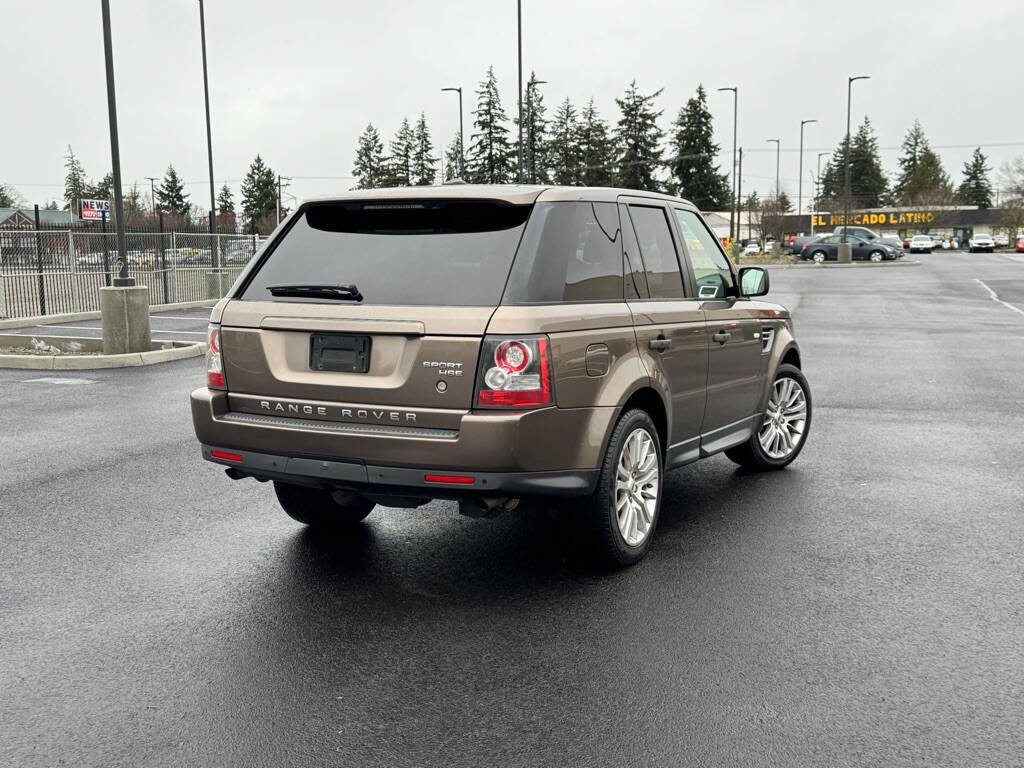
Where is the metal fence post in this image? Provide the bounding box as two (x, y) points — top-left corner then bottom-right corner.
(34, 205), (46, 316)
(159, 211), (168, 304)
(68, 229), (81, 313)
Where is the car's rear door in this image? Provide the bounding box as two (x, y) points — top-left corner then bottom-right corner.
(670, 206), (764, 453)
(619, 197), (707, 465)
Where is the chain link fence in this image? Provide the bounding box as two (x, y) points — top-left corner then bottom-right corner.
(0, 222), (264, 319)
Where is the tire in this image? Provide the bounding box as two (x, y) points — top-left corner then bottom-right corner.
(584, 409), (663, 567)
(811, 250), (826, 263)
(869, 250), (884, 263)
(273, 481), (375, 528)
(726, 363), (812, 471)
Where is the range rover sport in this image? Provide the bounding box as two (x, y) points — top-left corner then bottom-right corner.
(192, 185), (812, 565)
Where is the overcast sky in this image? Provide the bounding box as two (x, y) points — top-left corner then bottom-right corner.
(5, 0), (1023, 213)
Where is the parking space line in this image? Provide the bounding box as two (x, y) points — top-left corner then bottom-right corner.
(974, 278), (1024, 318)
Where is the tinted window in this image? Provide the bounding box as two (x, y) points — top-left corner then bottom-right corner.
(503, 202), (623, 303)
(627, 205), (684, 299)
(240, 201), (530, 306)
(619, 203), (649, 300)
(673, 208), (734, 299)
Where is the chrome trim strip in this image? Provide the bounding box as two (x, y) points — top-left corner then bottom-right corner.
(220, 411), (458, 439)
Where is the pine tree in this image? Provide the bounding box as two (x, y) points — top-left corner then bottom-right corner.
(384, 117), (415, 187)
(352, 123), (386, 189)
(958, 147), (993, 208)
(668, 84), (731, 209)
(613, 80), (665, 192)
(548, 98), (580, 185)
(63, 145), (88, 212)
(902, 147), (952, 205)
(817, 138), (848, 206)
(156, 165), (191, 217)
(410, 113), (437, 186)
(44, 200), (59, 210)
(239, 155), (277, 231)
(519, 72), (550, 183)
(123, 183), (144, 222)
(577, 99), (615, 187)
(216, 184), (235, 215)
(848, 118), (888, 208)
(89, 172), (113, 201)
(443, 132), (463, 182)
(466, 66), (516, 184)
(892, 121), (929, 202)
(777, 189), (793, 213)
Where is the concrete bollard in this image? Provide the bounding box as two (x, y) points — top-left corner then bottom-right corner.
(99, 285), (152, 354)
(837, 243), (852, 263)
(205, 270), (226, 300)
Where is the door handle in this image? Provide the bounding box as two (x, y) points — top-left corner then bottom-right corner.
(649, 337), (672, 351)
(713, 331), (731, 344)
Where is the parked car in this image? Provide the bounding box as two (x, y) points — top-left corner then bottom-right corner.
(192, 187), (811, 566)
(1017, 238), (1024, 253)
(790, 234), (824, 254)
(800, 234), (899, 262)
(930, 234), (944, 248)
(764, 239), (776, 253)
(968, 234), (995, 253)
(908, 235), (934, 254)
(879, 236), (904, 258)
(832, 225), (880, 241)
(742, 241), (761, 256)
(993, 234), (1009, 248)
(902, 237), (911, 249)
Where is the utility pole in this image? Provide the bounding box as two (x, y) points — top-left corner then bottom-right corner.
(798, 119), (817, 217)
(717, 87), (738, 243)
(198, 0), (218, 268)
(516, 0), (523, 183)
(100, 0), (130, 286)
(843, 75), (870, 244)
(766, 139), (780, 204)
(736, 147), (743, 246)
(276, 175), (291, 225)
(441, 86), (464, 178)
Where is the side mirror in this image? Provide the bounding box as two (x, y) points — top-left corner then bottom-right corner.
(739, 266), (769, 297)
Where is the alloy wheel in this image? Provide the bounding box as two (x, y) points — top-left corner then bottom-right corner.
(614, 428), (659, 546)
(870, 251), (883, 262)
(758, 377), (808, 460)
(813, 251), (825, 263)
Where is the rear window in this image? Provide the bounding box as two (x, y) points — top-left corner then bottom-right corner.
(239, 200), (530, 306)
(502, 202), (623, 304)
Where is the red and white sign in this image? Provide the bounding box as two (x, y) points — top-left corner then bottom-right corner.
(80, 199), (111, 221)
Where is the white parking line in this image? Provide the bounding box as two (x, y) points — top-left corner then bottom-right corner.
(149, 314), (212, 321)
(974, 278), (1024, 318)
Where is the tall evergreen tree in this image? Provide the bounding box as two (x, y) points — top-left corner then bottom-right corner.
(88, 172), (113, 201)
(443, 132), (463, 182)
(216, 184), (235, 215)
(613, 80), (665, 192)
(466, 66), (516, 184)
(548, 98), (580, 185)
(668, 84), (731, 209)
(519, 72), (550, 184)
(817, 137), (849, 206)
(900, 147), (952, 205)
(156, 164), (191, 217)
(410, 113), (437, 186)
(577, 99), (615, 187)
(958, 147), (993, 208)
(892, 120), (929, 202)
(352, 123), (386, 189)
(63, 145), (88, 212)
(849, 118), (888, 207)
(777, 189), (793, 213)
(384, 117), (415, 187)
(239, 155), (277, 230)
(123, 183), (144, 222)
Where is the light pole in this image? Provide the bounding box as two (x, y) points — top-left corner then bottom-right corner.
(145, 176), (158, 214)
(717, 87), (738, 242)
(798, 119), (817, 217)
(843, 75), (870, 243)
(198, 0), (218, 268)
(441, 87), (464, 178)
(525, 79), (547, 183)
(516, 0), (523, 183)
(100, 0), (129, 286)
(766, 139), (780, 205)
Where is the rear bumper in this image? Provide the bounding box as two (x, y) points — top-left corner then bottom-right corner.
(191, 387), (612, 495)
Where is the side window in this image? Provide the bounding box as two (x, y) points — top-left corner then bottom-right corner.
(502, 202), (623, 303)
(619, 202), (648, 299)
(673, 209), (734, 300)
(627, 205), (684, 299)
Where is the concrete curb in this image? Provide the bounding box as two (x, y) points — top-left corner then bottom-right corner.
(0, 299), (217, 330)
(757, 259), (922, 270)
(0, 342), (207, 370)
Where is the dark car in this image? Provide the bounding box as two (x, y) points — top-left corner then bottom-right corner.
(879, 236), (904, 258)
(789, 234), (823, 254)
(800, 234), (898, 262)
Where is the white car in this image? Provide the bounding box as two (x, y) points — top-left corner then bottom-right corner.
(908, 235), (933, 254)
(993, 234), (1009, 248)
(969, 234), (994, 253)
(930, 234), (944, 248)
(764, 240), (776, 252)
(743, 241), (761, 255)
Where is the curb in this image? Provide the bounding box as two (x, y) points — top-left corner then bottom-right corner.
(0, 299), (217, 330)
(757, 259), (921, 270)
(0, 342), (207, 370)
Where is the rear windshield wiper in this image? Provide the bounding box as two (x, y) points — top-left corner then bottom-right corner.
(266, 283), (363, 302)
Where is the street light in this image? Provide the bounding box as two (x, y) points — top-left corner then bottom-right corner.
(441, 87), (464, 179)
(516, 0), (523, 183)
(717, 87), (738, 242)
(766, 139), (780, 205)
(843, 75), (870, 244)
(198, 0), (218, 267)
(100, 0), (130, 286)
(145, 176), (158, 215)
(525, 79), (547, 183)
(798, 119), (818, 216)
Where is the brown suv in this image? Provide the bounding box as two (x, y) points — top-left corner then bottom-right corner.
(192, 185), (811, 565)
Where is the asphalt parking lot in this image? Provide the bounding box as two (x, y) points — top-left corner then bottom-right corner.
(2, 306), (212, 344)
(2, 252), (1022, 767)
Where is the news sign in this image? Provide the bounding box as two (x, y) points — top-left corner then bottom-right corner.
(81, 198), (111, 221)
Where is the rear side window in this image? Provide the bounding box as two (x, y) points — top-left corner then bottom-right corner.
(673, 208), (734, 299)
(502, 202), (623, 304)
(626, 205), (684, 299)
(239, 200), (530, 306)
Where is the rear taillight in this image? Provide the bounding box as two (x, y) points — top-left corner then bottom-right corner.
(206, 324), (226, 390)
(475, 335), (552, 408)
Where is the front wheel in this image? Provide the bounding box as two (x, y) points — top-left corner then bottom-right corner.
(274, 482), (375, 528)
(726, 364), (812, 471)
(584, 409), (663, 567)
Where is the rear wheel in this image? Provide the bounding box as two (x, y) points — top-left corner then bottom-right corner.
(273, 482), (375, 528)
(869, 250), (884, 262)
(584, 409), (663, 567)
(726, 364), (811, 471)
(811, 250), (826, 263)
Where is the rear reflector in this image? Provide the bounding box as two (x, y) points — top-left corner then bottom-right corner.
(424, 474), (476, 485)
(211, 450), (243, 463)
